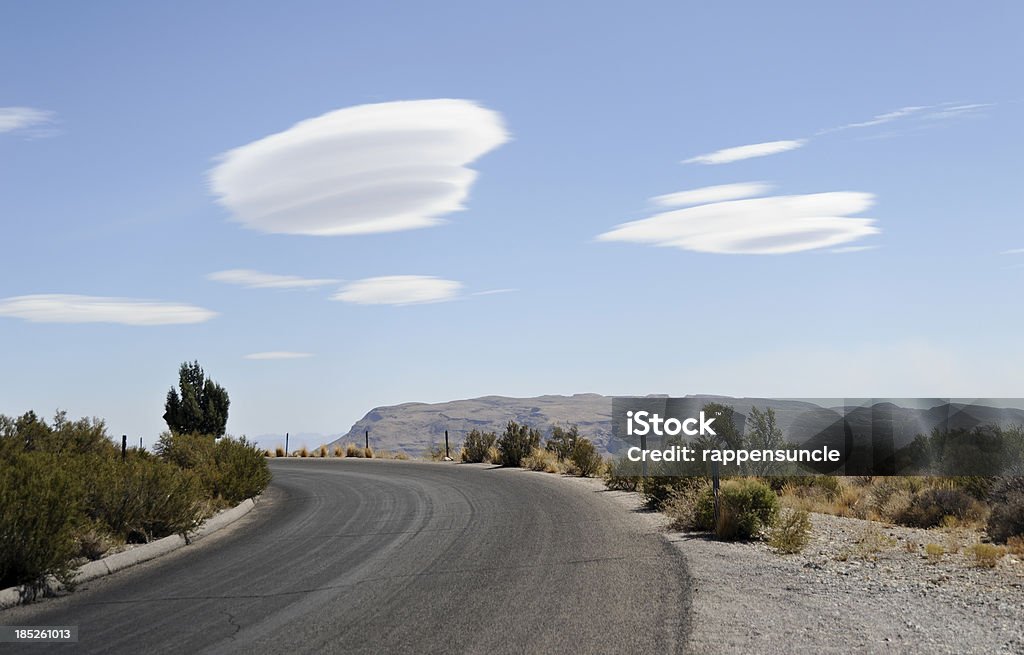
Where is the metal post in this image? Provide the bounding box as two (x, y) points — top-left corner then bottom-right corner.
(445, 430), (450, 460)
(365, 430), (369, 450)
(285, 432), (289, 456)
(121, 435), (127, 462)
(139, 436), (143, 450)
(712, 460), (721, 527)
(640, 431), (648, 477)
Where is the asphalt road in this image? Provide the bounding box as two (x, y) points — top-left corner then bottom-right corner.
(1, 459), (691, 654)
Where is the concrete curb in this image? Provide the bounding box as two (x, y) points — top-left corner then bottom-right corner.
(0, 496), (258, 611)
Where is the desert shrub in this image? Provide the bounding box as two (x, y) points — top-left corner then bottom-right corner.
(522, 447), (562, 473)
(497, 421), (541, 467)
(331, 445), (343, 457)
(769, 508), (812, 554)
(969, 543), (1005, 568)
(316, 445), (328, 458)
(662, 479), (710, 530)
(641, 476), (708, 510)
(345, 443), (362, 457)
(924, 543), (945, 561)
(276, 446), (287, 457)
(394, 451), (410, 460)
(462, 429), (498, 463)
(425, 443), (450, 461)
(767, 475), (841, 499)
(569, 438), (603, 477)
(545, 425), (579, 461)
(264, 449), (274, 457)
(604, 457), (642, 491)
(694, 479), (779, 540)
(211, 438), (272, 503)
(156, 433), (269, 504)
(298, 446), (309, 458)
(896, 487), (983, 529)
(83, 455), (204, 542)
(363, 446), (374, 458)
(1006, 535), (1024, 556)
(986, 477), (1024, 543)
(0, 452), (82, 590)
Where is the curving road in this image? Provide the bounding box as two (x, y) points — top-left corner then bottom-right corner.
(1, 459), (691, 654)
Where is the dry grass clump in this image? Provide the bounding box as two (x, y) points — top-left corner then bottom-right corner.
(394, 451), (410, 460)
(264, 449), (275, 457)
(521, 448), (563, 473)
(297, 446), (310, 458)
(769, 508), (812, 554)
(275, 446), (286, 458)
(779, 477), (867, 519)
(853, 527), (897, 559)
(968, 542), (1006, 568)
(332, 445), (344, 457)
(924, 543), (945, 561)
(1006, 535), (1024, 557)
(363, 446), (374, 458)
(661, 480), (710, 531)
(316, 445), (328, 458)
(345, 443), (362, 457)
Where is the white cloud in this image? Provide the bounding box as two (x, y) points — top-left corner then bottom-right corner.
(332, 275), (462, 305)
(597, 192), (878, 255)
(682, 140), (805, 165)
(244, 351), (313, 360)
(830, 245), (878, 254)
(208, 99), (509, 236)
(0, 107), (55, 133)
(471, 288), (518, 296)
(207, 269), (338, 289)
(652, 182), (773, 207)
(0, 294), (216, 325)
(1000, 248), (1024, 255)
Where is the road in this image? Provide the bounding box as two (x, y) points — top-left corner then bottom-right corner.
(1, 459), (691, 654)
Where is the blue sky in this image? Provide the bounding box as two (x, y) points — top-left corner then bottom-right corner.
(2, 1), (1022, 443)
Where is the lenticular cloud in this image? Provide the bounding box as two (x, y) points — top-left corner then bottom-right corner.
(597, 190), (879, 255)
(209, 99), (510, 236)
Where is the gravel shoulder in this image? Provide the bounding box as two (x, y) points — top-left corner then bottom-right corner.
(559, 475), (1024, 655)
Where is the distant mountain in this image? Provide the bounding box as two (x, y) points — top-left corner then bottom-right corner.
(326, 394), (614, 455)
(325, 394), (1024, 458)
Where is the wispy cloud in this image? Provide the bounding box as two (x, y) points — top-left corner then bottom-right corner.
(207, 269), (338, 289)
(817, 106), (927, 134)
(332, 275), (462, 305)
(597, 191), (878, 255)
(470, 288), (518, 296)
(682, 140), (805, 165)
(0, 294), (216, 325)
(0, 107), (55, 134)
(244, 351), (313, 360)
(652, 182), (773, 207)
(208, 99), (509, 236)
(1000, 248), (1024, 255)
(923, 103), (992, 121)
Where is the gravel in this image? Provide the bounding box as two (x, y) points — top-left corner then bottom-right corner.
(566, 476), (1024, 654)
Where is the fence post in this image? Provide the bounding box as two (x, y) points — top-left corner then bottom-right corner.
(121, 435), (127, 462)
(445, 430), (450, 460)
(365, 430), (369, 450)
(285, 432), (289, 456)
(712, 460), (721, 527)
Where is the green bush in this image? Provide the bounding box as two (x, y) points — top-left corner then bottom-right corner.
(694, 479), (780, 540)
(545, 425), (579, 461)
(569, 438), (603, 477)
(896, 487), (982, 529)
(662, 479), (711, 530)
(497, 421), (541, 467)
(0, 452), (82, 590)
(987, 477), (1024, 543)
(461, 429), (498, 463)
(156, 433), (270, 504)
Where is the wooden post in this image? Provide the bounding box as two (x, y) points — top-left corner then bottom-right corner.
(365, 430), (369, 450)
(121, 435), (127, 462)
